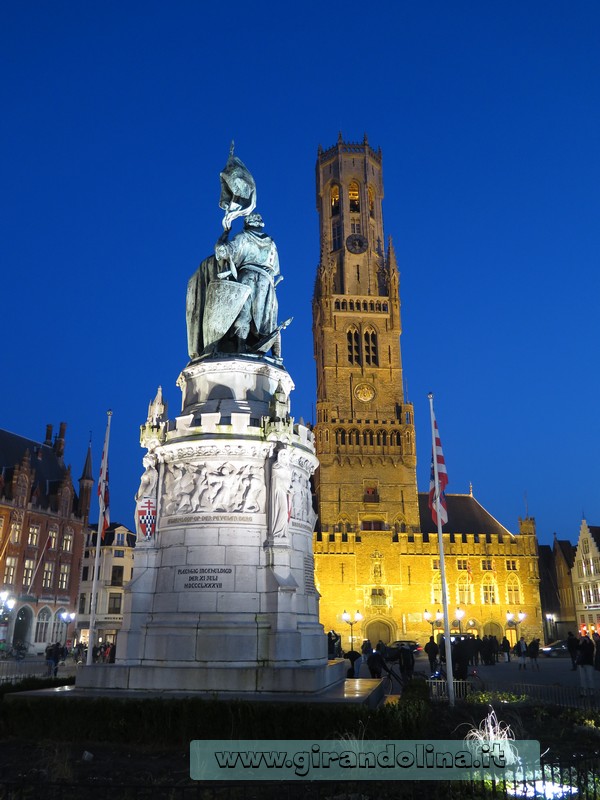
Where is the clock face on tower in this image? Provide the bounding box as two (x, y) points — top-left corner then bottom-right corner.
(346, 233), (368, 254)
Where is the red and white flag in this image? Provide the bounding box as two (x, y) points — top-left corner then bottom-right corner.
(428, 414), (448, 527)
(98, 413), (112, 540)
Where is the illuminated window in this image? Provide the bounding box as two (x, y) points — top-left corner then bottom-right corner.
(506, 575), (521, 605)
(3, 557), (16, 585)
(368, 186), (375, 217)
(28, 525), (40, 546)
(364, 329), (378, 365)
(62, 529), (73, 552)
(349, 181), (360, 213)
(481, 577), (497, 604)
(457, 575), (474, 605)
(351, 221), (361, 234)
(22, 558), (35, 589)
(10, 522), (21, 544)
(58, 564), (70, 591)
(48, 528), (58, 549)
(42, 562), (54, 589)
(330, 185), (340, 216)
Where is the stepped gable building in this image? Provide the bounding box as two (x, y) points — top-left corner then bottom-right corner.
(311, 135), (543, 650)
(571, 520), (600, 637)
(76, 521), (136, 649)
(0, 424), (90, 653)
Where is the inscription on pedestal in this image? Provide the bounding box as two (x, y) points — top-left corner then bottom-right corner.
(175, 566), (234, 591)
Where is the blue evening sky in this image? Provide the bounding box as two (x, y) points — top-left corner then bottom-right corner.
(2, 2), (599, 547)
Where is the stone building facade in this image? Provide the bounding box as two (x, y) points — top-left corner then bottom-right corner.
(571, 520), (600, 637)
(0, 424), (90, 654)
(76, 522), (136, 649)
(311, 136), (543, 650)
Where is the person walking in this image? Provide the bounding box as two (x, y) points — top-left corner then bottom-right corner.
(567, 631), (579, 671)
(515, 636), (528, 670)
(424, 636), (439, 674)
(501, 636), (511, 663)
(528, 638), (540, 671)
(577, 632), (595, 696)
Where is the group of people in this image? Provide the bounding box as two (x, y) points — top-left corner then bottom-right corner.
(513, 636), (542, 669)
(566, 630), (600, 695)
(343, 639), (415, 681)
(44, 642), (66, 677)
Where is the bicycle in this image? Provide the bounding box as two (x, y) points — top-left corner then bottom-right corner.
(381, 661), (431, 695)
(429, 664), (485, 697)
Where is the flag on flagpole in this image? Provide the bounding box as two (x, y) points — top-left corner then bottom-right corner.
(98, 418), (111, 540)
(428, 414), (448, 526)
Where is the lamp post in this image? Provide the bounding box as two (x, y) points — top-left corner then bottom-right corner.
(0, 592), (16, 654)
(342, 610), (362, 653)
(60, 612), (76, 647)
(455, 607), (465, 635)
(507, 610), (526, 640)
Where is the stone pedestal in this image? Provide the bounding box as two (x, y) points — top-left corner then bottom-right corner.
(77, 355), (345, 694)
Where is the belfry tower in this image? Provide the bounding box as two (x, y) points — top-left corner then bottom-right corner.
(312, 135), (421, 644)
(312, 135), (420, 540)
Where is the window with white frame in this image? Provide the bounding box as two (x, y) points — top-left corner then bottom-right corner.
(481, 576), (497, 604)
(506, 575), (521, 605)
(42, 562), (54, 589)
(22, 558), (35, 589)
(28, 525), (40, 546)
(48, 528), (58, 549)
(62, 529), (73, 552)
(10, 522), (21, 544)
(35, 608), (51, 642)
(58, 564), (70, 591)
(3, 557), (16, 585)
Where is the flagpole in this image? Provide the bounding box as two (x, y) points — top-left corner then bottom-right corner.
(86, 410), (112, 666)
(428, 393), (455, 707)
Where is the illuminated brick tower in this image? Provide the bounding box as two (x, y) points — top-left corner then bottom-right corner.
(312, 136), (543, 649)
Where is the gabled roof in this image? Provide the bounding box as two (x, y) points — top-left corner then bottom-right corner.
(89, 521), (136, 548)
(418, 492), (514, 537)
(0, 428), (72, 505)
(554, 537), (576, 569)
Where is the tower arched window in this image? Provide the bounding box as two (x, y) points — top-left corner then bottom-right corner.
(347, 328), (360, 365)
(368, 186), (375, 218)
(505, 575), (521, 605)
(330, 185), (340, 216)
(364, 329), (378, 366)
(349, 181), (360, 213)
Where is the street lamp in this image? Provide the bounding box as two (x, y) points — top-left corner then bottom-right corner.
(60, 612), (76, 647)
(455, 607), (465, 634)
(341, 610), (363, 653)
(0, 592), (16, 655)
(507, 610), (526, 638)
(424, 608), (443, 637)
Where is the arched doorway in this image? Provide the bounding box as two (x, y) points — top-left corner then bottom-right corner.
(13, 606), (33, 647)
(483, 621), (503, 639)
(365, 619), (393, 646)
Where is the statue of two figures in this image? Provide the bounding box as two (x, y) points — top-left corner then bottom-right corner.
(186, 146), (291, 361)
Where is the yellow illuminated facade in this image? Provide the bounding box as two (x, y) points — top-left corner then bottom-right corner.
(312, 136), (543, 650)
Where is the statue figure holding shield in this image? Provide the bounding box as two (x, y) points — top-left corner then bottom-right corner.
(186, 147), (289, 361)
